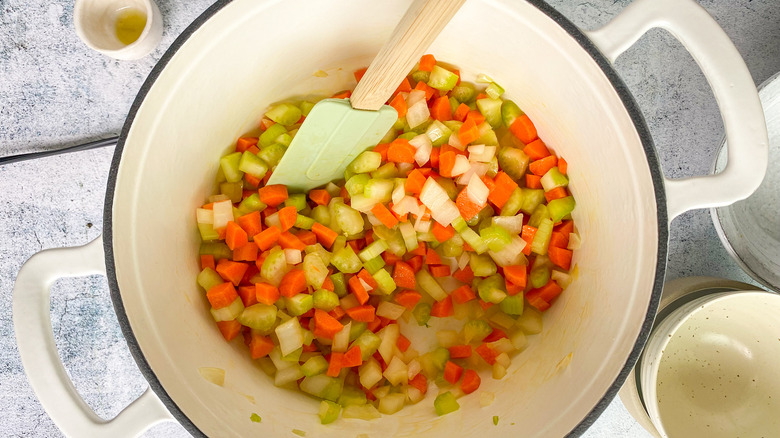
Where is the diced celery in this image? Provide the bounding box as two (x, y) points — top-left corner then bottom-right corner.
(516, 306), (543, 334)
(487, 156), (500, 178)
(210, 297), (245, 322)
(197, 268), (223, 292)
(352, 330), (382, 360)
(498, 146), (530, 181)
(548, 196), (576, 222)
(477, 98), (504, 128)
(501, 100), (525, 128)
(372, 269), (396, 294)
(476, 123), (499, 146)
(383, 356), (408, 386)
(470, 253), (497, 277)
(520, 188), (546, 214)
(364, 178), (394, 202)
(220, 152), (243, 183)
(459, 227), (489, 254)
(250, 413), (262, 423)
(428, 65), (459, 92)
(440, 234), (464, 257)
(397, 131), (418, 141)
(370, 163), (398, 180)
(530, 265), (551, 289)
(275, 133), (293, 147)
(374, 225), (406, 256)
(425, 120), (453, 147)
(237, 304), (278, 330)
(500, 188), (524, 217)
(199, 242), (232, 260)
(258, 143), (286, 168)
(329, 272), (347, 297)
(499, 294), (524, 316)
(466, 204), (494, 227)
(416, 269), (447, 301)
(378, 392), (406, 415)
(265, 103), (302, 126)
(485, 82), (505, 100)
(531, 218), (554, 255)
(434, 392), (460, 416)
(477, 274), (506, 304)
(259, 123), (287, 148)
(451, 216), (468, 233)
(349, 321), (367, 342)
(363, 255), (386, 275)
(479, 225), (512, 252)
(301, 355), (329, 377)
(342, 404), (381, 420)
(412, 69), (430, 83)
(275, 364), (304, 386)
(488, 235), (528, 267)
(334, 204), (364, 236)
(318, 400), (341, 425)
(303, 253), (328, 289)
(349, 194), (378, 213)
(220, 181), (243, 203)
(295, 215), (315, 230)
(284, 193), (307, 211)
(300, 375), (343, 402)
(261, 248), (288, 286)
(464, 319), (492, 343)
(239, 151), (269, 179)
(238, 194), (266, 217)
(275, 317), (304, 356)
(305, 243), (332, 266)
(450, 83), (476, 103)
(540, 167), (569, 191)
(348, 151), (382, 174)
(359, 239), (388, 262)
(281, 347), (303, 363)
(312, 289), (339, 311)
(311, 205), (331, 226)
(397, 222), (420, 252)
(338, 386), (367, 407)
(412, 302), (432, 326)
(286, 294), (314, 316)
(197, 223), (220, 241)
(331, 246), (362, 274)
(527, 204), (550, 228)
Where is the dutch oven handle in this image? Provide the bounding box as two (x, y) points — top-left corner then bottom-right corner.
(585, 0), (769, 221)
(13, 236), (173, 437)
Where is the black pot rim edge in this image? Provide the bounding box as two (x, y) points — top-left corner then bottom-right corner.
(103, 1), (668, 436)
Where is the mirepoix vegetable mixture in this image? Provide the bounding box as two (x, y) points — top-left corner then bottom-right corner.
(195, 54), (579, 423)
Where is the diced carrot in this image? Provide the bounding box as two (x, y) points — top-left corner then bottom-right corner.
(430, 265), (450, 278)
(340, 186), (350, 201)
(382, 251), (403, 265)
(277, 206), (298, 232)
(451, 285), (476, 304)
(233, 242), (259, 262)
(371, 143), (390, 163)
(430, 295), (453, 317)
(453, 103), (470, 122)
(407, 255), (424, 272)
(475, 93), (488, 100)
(342, 345), (363, 367)
(544, 186), (568, 202)
(431, 222), (455, 243)
(452, 265), (474, 284)
(430, 95), (452, 121)
(345, 304), (376, 323)
(366, 316), (382, 333)
(555, 219), (575, 235)
(430, 147), (440, 169)
(259, 117), (275, 131)
(279, 269), (307, 298)
(389, 93), (407, 118)
(241, 263), (259, 285)
(201, 202), (214, 210)
(327, 352), (344, 377)
(371, 203), (399, 229)
(454, 188), (483, 222)
(329, 306), (346, 320)
(528, 280), (563, 303)
(244, 173), (262, 189)
(409, 242), (427, 257)
(347, 239), (364, 252)
(525, 173), (542, 189)
(236, 211), (263, 239)
(461, 369), (481, 394)
(448, 344), (472, 359)
(509, 114), (538, 144)
(392, 261), (416, 289)
(465, 110), (485, 126)
(548, 246), (573, 270)
(505, 279), (524, 296)
(348, 275), (370, 305)
(255, 282), (280, 305)
(216, 259), (249, 286)
(262, 206), (277, 220)
(332, 90), (352, 99)
(479, 299), (494, 311)
(488, 172), (519, 209)
(475, 343), (500, 365)
(387, 138), (417, 164)
(503, 265), (528, 290)
(521, 225), (537, 256)
(414, 80), (436, 100)
(206, 282), (238, 309)
(549, 231), (569, 249)
(313, 309), (344, 339)
(278, 231), (307, 251)
(311, 222), (338, 249)
(405, 169), (427, 194)
(257, 185), (288, 207)
(558, 158), (568, 175)
(409, 373), (428, 394)
(309, 189), (331, 206)
(225, 221), (248, 251)
(236, 137), (259, 153)
(296, 229), (317, 246)
(249, 333), (274, 359)
(526, 294), (551, 312)
(200, 254), (215, 271)
(437, 150), (457, 178)
(523, 139), (551, 160)
(354, 67), (368, 82)
(254, 226), (282, 251)
(394, 290), (422, 309)
(529, 155), (558, 177)
(321, 276), (335, 292)
(484, 328), (508, 343)
(394, 77), (412, 95)
(357, 269), (379, 290)
(458, 119), (480, 146)
(418, 54), (436, 72)
(216, 320), (242, 342)
(396, 334), (411, 353)
(426, 248), (442, 265)
(443, 361), (464, 384)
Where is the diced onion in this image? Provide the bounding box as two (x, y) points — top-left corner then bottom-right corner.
(420, 178), (449, 210)
(397, 162), (414, 174)
(392, 196), (420, 216)
(457, 162), (489, 185)
(491, 215), (524, 235)
(567, 233), (581, 250)
(376, 301), (406, 320)
(448, 132), (465, 151)
(406, 100), (430, 129)
(467, 173), (489, 206)
(378, 324), (400, 363)
(431, 201), (460, 227)
(208, 193), (231, 203)
(392, 183), (406, 204)
(457, 252), (470, 270)
(450, 154), (471, 177)
(413, 218), (432, 233)
(332, 322), (352, 353)
(284, 249), (302, 265)
(488, 235), (527, 267)
(467, 144), (485, 155)
(551, 269), (573, 289)
(212, 200), (234, 230)
(196, 208), (214, 225)
(469, 145), (496, 163)
(359, 359), (383, 389)
(406, 89), (426, 107)
(410, 134), (433, 166)
(407, 359), (421, 380)
(383, 356), (408, 386)
(265, 211), (281, 229)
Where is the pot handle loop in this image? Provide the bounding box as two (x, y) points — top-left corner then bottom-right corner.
(12, 236), (174, 437)
(585, 0), (768, 220)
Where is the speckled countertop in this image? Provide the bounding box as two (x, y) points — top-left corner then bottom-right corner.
(1, 1), (778, 437)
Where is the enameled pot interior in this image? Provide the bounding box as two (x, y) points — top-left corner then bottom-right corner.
(106, 0), (664, 436)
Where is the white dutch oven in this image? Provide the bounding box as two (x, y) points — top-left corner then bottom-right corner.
(13, 0), (768, 437)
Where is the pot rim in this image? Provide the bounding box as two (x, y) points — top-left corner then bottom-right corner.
(102, 0), (668, 436)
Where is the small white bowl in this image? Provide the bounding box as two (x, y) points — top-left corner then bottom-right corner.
(73, 0), (163, 60)
(639, 290), (780, 437)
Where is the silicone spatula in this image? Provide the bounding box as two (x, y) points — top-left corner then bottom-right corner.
(267, 0), (466, 192)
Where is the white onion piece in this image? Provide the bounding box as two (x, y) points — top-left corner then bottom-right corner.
(450, 154), (471, 177)
(467, 173), (489, 206)
(469, 145), (496, 162)
(457, 252), (470, 270)
(392, 183), (406, 204)
(568, 233), (581, 250)
(457, 162), (490, 185)
(488, 235), (527, 267)
(467, 144), (485, 155)
(332, 322), (352, 353)
(410, 134), (432, 166)
(392, 196), (419, 216)
(448, 132), (465, 151)
(265, 211), (281, 229)
(284, 249), (302, 265)
(366, 213), (383, 227)
(406, 100), (429, 129)
(551, 269), (573, 289)
(491, 214), (524, 235)
(414, 218), (432, 233)
(196, 208), (214, 225)
(397, 162), (414, 174)
(208, 193), (230, 203)
(212, 200), (234, 230)
(431, 200), (460, 227)
(376, 301), (407, 320)
(420, 178), (449, 210)
(406, 89), (426, 107)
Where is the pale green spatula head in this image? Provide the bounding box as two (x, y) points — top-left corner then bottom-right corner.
(266, 98), (397, 192)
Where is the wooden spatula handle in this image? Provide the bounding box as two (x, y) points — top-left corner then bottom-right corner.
(350, 0), (466, 111)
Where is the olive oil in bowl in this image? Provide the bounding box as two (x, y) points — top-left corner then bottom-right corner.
(115, 8), (147, 46)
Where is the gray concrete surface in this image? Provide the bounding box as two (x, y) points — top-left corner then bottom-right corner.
(1, 0), (778, 436)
